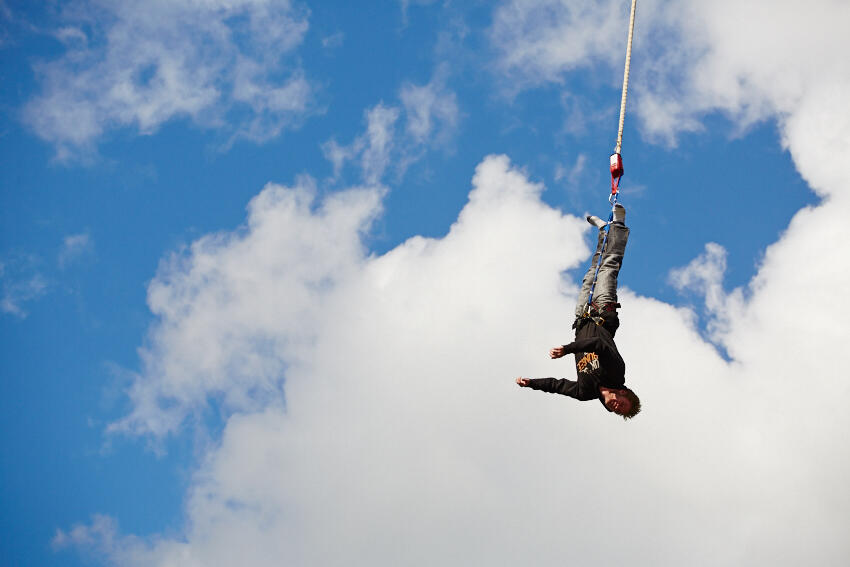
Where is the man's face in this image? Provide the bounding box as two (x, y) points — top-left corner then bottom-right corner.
(605, 391), (632, 416)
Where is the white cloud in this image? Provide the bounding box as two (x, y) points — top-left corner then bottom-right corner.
(0, 274), (47, 319)
(58, 232), (93, 268)
(360, 105), (402, 185)
(23, 0), (313, 161)
(53, 514), (117, 554)
(1, 257), (47, 318)
(60, 146), (850, 565)
(400, 66), (460, 146)
(109, 175), (384, 438)
(668, 242), (745, 342)
(322, 71), (460, 186)
(399, 0), (440, 25)
(58, 1), (850, 564)
(321, 31), (344, 49)
(322, 104), (400, 186)
(490, 0), (628, 93)
(1, 274), (46, 317)
(489, 0), (850, 154)
(554, 151), (586, 184)
(630, 0), (850, 149)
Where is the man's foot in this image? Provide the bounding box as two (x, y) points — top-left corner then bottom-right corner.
(612, 204), (626, 224)
(586, 215), (608, 229)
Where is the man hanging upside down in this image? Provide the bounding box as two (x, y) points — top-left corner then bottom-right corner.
(516, 203), (641, 419)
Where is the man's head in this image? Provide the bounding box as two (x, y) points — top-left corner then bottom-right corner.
(604, 387), (641, 419)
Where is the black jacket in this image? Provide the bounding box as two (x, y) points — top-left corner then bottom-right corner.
(526, 315), (626, 407)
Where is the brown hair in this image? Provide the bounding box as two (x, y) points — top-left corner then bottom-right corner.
(619, 388), (641, 420)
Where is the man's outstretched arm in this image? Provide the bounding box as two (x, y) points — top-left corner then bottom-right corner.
(516, 376), (597, 400)
(550, 336), (608, 359)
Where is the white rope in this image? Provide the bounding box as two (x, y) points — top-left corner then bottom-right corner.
(614, 0), (637, 156)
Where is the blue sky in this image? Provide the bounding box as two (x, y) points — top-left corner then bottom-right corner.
(2, 1), (848, 566)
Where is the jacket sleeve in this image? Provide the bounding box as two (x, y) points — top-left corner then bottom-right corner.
(562, 336), (606, 355)
(525, 377), (599, 401)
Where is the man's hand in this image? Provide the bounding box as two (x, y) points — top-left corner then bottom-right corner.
(549, 346), (567, 359)
(515, 377), (530, 387)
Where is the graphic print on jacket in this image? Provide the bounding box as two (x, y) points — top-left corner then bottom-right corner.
(576, 351), (601, 376)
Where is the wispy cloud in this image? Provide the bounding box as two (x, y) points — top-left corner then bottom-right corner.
(23, 0), (315, 161)
(323, 104), (400, 186)
(1, 259), (47, 318)
(400, 66), (460, 147)
(58, 232), (93, 268)
(489, 0), (627, 95)
(489, 0), (850, 159)
(554, 152), (586, 184)
(399, 0), (440, 26)
(322, 70), (460, 187)
(321, 31), (344, 50)
(669, 242), (745, 342)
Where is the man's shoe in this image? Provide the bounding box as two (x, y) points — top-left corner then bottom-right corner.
(586, 215), (608, 229)
(612, 204), (626, 224)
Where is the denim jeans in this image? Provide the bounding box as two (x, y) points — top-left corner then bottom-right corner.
(575, 222), (630, 319)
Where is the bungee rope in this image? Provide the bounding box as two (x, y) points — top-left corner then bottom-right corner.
(614, 0), (637, 157)
(583, 0), (637, 319)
